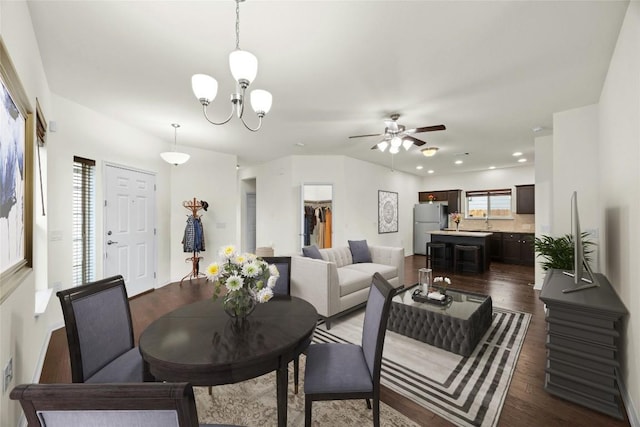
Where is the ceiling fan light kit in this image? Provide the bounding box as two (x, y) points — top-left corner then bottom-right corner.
(421, 146), (439, 157)
(160, 123), (190, 166)
(350, 113), (446, 155)
(191, 0), (272, 132)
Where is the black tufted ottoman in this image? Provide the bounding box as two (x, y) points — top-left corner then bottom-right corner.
(387, 284), (492, 357)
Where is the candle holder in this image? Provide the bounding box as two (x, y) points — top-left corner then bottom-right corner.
(418, 268), (432, 294)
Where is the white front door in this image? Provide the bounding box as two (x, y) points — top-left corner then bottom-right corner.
(104, 164), (156, 297)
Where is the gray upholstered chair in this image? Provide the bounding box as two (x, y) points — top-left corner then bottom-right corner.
(10, 382), (239, 427)
(262, 256), (306, 394)
(56, 275), (148, 383)
(303, 272), (395, 427)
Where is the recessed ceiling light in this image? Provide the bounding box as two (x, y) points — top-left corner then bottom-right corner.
(513, 152), (522, 157)
(532, 126), (543, 133)
(489, 166), (496, 170)
(427, 170), (434, 174)
(416, 165), (424, 170)
(455, 160), (463, 165)
(295, 142), (305, 147)
(518, 158), (527, 163)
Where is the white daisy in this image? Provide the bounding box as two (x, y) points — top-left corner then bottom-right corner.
(225, 275), (244, 292)
(267, 275), (278, 289)
(220, 245), (237, 260)
(205, 262), (220, 281)
(242, 262), (260, 278)
(257, 288), (274, 303)
(268, 264), (280, 277)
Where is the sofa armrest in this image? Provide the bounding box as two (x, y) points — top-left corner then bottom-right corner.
(290, 256), (340, 318)
(369, 245), (405, 287)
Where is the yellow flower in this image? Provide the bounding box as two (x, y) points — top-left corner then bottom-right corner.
(206, 262), (220, 280)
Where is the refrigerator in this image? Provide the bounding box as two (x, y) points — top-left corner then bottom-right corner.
(413, 203), (449, 255)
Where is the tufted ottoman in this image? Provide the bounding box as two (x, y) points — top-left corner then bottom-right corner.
(387, 285), (492, 357)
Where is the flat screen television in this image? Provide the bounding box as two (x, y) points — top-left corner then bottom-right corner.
(561, 191), (598, 293)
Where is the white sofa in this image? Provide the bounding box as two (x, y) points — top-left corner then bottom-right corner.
(291, 245), (405, 329)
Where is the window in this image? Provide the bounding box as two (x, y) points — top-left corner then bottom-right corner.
(72, 156), (96, 286)
(466, 189), (512, 219)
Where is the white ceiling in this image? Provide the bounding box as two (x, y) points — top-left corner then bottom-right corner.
(27, 0), (629, 176)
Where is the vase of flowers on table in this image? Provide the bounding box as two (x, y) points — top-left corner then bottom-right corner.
(432, 276), (451, 295)
(206, 245), (279, 320)
(450, 212), (461, 231)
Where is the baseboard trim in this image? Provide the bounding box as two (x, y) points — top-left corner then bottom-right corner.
(618, 369), (639, 427)
(32, 320), (64, 383)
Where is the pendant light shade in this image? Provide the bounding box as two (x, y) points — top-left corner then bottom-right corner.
(250, 89), (273, 115)
(160, 124), (190, 166)
(229, 49), (258, 86)
(192, 74), (218, 104)
(421, 146), (439, 157)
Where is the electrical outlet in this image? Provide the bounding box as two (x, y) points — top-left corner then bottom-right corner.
(3, 356), (13, 393)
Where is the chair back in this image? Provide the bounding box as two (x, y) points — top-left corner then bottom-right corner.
(261, 256), (291, 296)
(56, 275), (135, 382)
(10, 382), (199, 427)
(361, 272), (395, 383)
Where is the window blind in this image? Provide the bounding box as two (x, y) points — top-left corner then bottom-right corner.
(72, 156), (96, 286)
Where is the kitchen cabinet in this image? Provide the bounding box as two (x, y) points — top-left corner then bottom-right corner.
(501, 232), (534, 266)
(489, 232), (503, 262)
(516, 185), (535, 214)
(419, 189), (462, 212)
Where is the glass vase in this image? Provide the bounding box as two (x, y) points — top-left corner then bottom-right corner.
(223, 289), (256, 320)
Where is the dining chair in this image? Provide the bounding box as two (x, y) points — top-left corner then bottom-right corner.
(262, 256), (305, 394)
(10, 382), (239, 427)
(303, 272), (395, 427)
(56, 275), (148, 383)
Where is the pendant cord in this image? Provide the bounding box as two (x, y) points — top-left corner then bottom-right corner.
(235, 0), (241, 50)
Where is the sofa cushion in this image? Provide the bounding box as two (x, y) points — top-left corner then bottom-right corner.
(322, 247), (353, 268)
(343, 263), (398, 283)
(337, 268), (372, 297)
(348, 240), (372, 263)
(302, 245), (323, 260)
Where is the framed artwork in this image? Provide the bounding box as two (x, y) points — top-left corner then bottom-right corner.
(1, 40), (33, 303)
(378, 190), (398, 234)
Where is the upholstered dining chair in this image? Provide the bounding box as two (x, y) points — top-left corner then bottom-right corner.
(303, 272), (395, 427)
(262, 256), (306, 394)
(56, 275), (148, 383)
(10, 382), (239, 427)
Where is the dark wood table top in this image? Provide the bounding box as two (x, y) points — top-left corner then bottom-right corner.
(139, 296), (318, 386)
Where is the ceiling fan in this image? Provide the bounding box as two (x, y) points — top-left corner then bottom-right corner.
(349, 113), (446, 156)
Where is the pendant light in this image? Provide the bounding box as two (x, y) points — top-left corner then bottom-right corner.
(160, 124), (190, 166)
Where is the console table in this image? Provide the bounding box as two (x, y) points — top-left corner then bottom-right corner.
(539, 269), (628, 419)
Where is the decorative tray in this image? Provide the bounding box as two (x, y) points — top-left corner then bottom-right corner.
(411, 290), (453, 306)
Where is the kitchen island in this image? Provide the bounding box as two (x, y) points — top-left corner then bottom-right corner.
(429, 230), (493, 272)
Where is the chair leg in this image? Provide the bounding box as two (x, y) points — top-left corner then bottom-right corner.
(366, 398), (372, 409)
(305, 395), (312, 427)
(373, 398), (380, 427)
(208, 386), (212, 395)
(294, 356), (299, 394)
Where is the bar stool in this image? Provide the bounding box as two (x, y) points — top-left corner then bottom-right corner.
(426, 242), (450, 271)
(454, 244), (481, 273)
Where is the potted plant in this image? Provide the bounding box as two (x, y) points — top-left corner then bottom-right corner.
(533, 233), (595, 270)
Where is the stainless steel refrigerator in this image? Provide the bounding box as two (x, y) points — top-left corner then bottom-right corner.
(413, 203), (449, 255)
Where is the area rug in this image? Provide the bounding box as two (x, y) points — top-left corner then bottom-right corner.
(313, 306), (531, 427)
(194, 365), (419, 426)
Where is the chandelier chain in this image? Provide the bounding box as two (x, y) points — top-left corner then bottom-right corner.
(235, 0), (241, 50)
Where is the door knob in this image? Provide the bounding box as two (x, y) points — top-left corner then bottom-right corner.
(107, 240), (118, 245)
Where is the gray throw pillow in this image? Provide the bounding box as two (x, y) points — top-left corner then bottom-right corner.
(348, 240), (372, 263)
(302, 245), (323, 260)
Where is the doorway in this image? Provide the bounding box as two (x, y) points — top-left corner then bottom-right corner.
(103, 163), (156, 297)
(246, 192), (256, 253)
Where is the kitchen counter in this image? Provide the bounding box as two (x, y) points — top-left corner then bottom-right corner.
(431, 230), (493, 237)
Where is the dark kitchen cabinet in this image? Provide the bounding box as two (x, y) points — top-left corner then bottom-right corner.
(419, 189), (462, 211)
(501, 232), (534, 266)
(516, 185), (535, 214)
(489, 232), (503, 262)
(447, 190), (462, 213)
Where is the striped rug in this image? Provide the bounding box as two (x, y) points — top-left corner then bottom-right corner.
(313, 307), (531, 427)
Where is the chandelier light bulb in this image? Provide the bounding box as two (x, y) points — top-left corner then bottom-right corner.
(250, 89), (273, 115)
(389, 145), (400, 154)
(229, 49), (258, 87)
(377, 141), (389, 152)
(191, 74), (218, 105)
(390, 136), (402, 148)
(402, 139), (413, 151)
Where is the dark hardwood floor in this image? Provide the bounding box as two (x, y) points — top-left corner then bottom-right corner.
(40, 256), (630, 427)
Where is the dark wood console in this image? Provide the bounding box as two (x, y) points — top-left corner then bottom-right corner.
(539, 269), (628, 419)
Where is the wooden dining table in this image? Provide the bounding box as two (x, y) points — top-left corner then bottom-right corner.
(138, 296), (318, 427)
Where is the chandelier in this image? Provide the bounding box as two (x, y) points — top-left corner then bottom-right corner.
(191, 0), (272, 132)
(160, 124), (190, 166)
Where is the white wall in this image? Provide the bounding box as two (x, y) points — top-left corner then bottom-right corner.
(552, 104), (601, 269)
(241, 155), (423, 257)
(168, 145), (238, 281)
(598, 1), (639, 423)
(534, 135), (553, 288)
(0, 2), (53, 425)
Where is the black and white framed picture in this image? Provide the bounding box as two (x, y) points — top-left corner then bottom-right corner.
(378, 190), (398, 233)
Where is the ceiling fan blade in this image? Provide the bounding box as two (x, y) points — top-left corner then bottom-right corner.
(349, 133), (382, 139)
(403, 135), (426, 146)
(408, 124), (446, 134)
